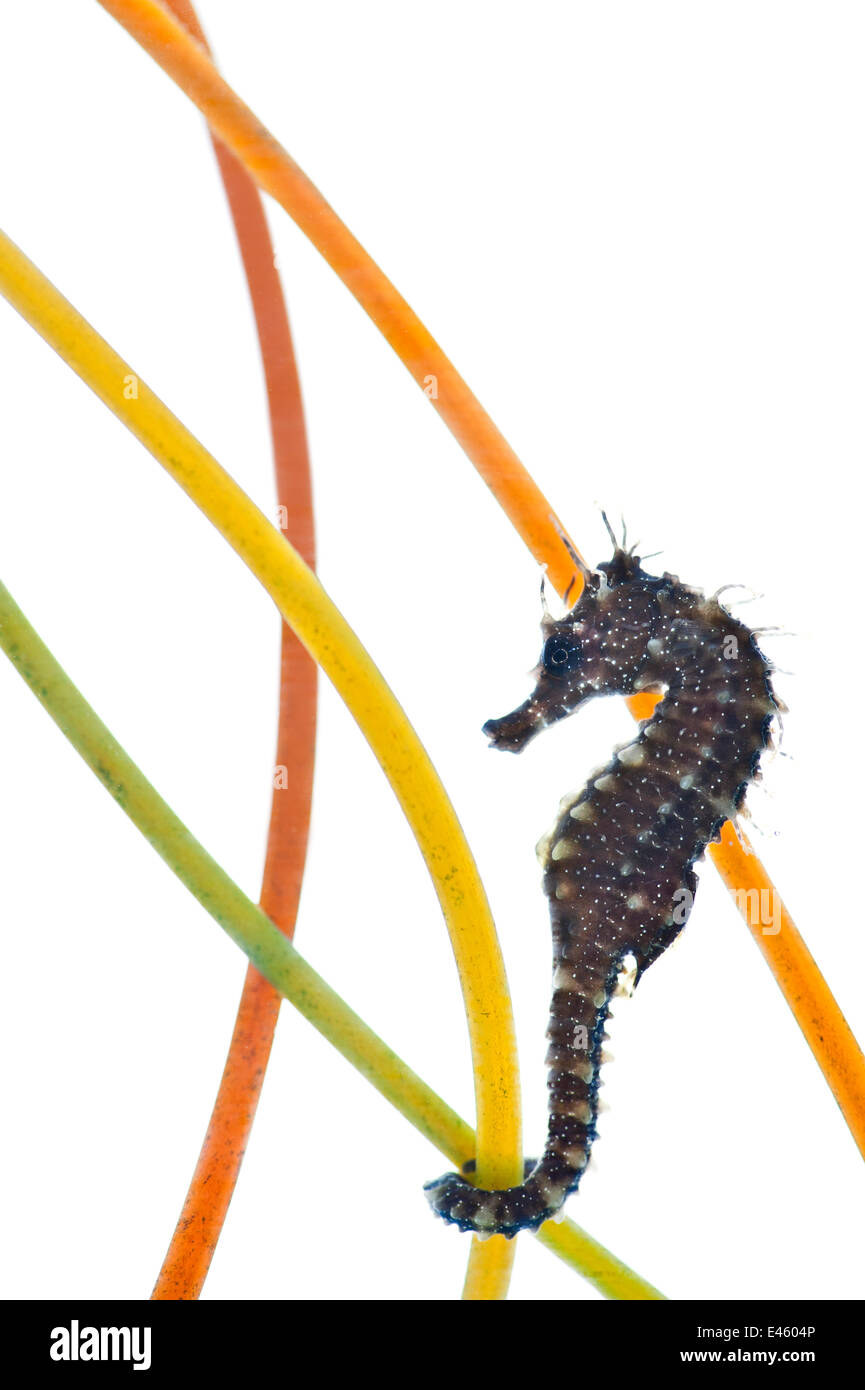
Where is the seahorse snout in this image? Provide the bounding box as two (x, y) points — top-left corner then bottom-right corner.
(482, 702), (539, 753)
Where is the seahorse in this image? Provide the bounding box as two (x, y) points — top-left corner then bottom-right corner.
(424, 532), (778, 1238)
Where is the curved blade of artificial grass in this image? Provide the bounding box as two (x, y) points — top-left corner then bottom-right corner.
(95, 0), (586, 597)
(154, 0), (512, 1302)
(0, 228), (526, 1293)
(152, 0), (319, 1301)
(710, 819), (865, 1139)
(93, 0), (865, 1160)
(0, 575), (662, 1301)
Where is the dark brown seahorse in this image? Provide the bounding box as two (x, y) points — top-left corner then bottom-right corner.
(425, 536), (778, 1238)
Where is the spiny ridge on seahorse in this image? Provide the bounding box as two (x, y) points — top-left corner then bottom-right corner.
(424, 534), (779, 1238)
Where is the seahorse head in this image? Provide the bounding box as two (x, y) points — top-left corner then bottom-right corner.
(483, 547), (667, 752)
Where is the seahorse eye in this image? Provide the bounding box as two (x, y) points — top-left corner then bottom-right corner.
(542, 633), (582, 676)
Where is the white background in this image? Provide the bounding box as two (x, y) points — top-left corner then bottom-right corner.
(0, 2), (863, 1301)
